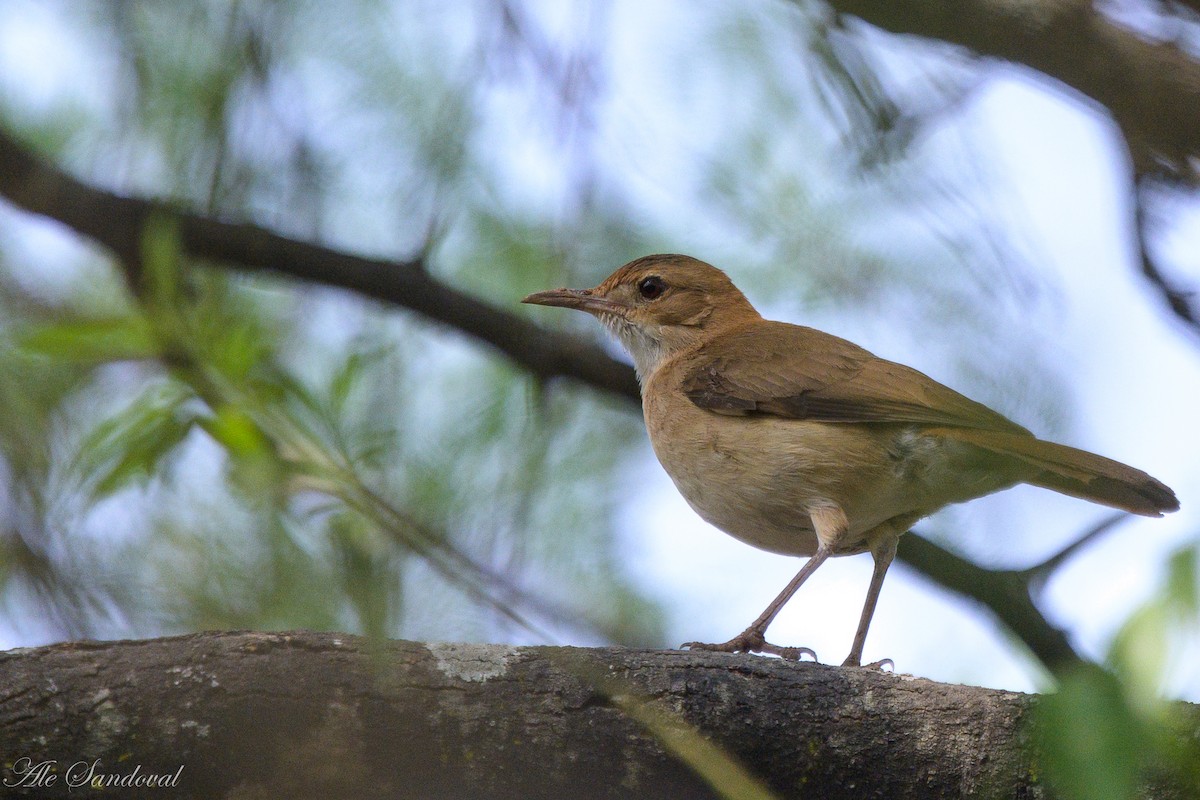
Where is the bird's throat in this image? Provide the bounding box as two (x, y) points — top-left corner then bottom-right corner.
(601, 314), (666, 382)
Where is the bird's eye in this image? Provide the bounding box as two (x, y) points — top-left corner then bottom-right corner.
(638, 276), (666, 300)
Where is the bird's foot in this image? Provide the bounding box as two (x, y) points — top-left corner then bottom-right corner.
(841, 656), (894, 670)
(682, 629), (817, 662)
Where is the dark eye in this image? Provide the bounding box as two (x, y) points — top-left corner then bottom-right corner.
(638, 276), (666, 300)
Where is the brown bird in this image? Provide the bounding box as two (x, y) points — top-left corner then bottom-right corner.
(523, 254), (1179, 666)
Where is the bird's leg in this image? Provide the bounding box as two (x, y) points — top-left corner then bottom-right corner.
(683, 505), (847, 662)
(683, 545), (831, 660)
(841, 533), (898, 668)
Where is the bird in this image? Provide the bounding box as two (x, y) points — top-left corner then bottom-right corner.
(522, 254), (1179, 667)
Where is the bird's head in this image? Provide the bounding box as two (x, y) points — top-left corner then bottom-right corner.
(523, 254), (761, 380)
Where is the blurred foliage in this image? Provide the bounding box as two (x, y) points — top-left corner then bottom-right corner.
(0, 0), (700, 648)
(0, 0), (1043, 652)
(0, 0), (1183, 700)
(1035, 546), (1200, 800)
(0, 0), (1196, 795)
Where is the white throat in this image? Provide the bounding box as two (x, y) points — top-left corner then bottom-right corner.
(601, 314), (666, 383)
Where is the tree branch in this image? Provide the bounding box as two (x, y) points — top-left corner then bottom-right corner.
(0, 128), (640, 404)
(818, 1), (1200, 336)
(0, 631), (1053, 799)
(1133, 172), (1200, 335)
(897, 532), (1078, 671)
(822, 0), (1200, 180)
(1172, 0), (1200, 17)
(1020, 512), (1129, 587)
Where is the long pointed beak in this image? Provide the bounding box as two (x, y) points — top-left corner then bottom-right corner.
(521, 287), (628, 317)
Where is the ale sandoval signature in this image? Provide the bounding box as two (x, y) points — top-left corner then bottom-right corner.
(4, 757), (184, 790)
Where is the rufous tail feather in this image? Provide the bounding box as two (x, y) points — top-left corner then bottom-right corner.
(928, 428), (1179, 517)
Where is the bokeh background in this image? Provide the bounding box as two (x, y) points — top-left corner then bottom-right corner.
(1, 0), (1197, 734)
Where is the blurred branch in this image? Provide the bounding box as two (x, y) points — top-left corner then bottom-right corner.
(0, 127), (640, 404)
(896, 533), (1080, 671)
(822, 0), (1200, 181)
(1019, 512), (1129, 589)
(1169, 0), (1200, 20)
(819, 0), (1200, 345)
(1134, 172), (1200, 336)
(0, 126), (1085, 671)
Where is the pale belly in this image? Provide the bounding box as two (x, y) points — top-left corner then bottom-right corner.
(644, 398), (1014, 557)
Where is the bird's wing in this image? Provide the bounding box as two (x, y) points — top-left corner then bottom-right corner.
(680, 321), (1030, 434)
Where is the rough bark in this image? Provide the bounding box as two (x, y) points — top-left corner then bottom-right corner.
(0, 630), (1055, 799)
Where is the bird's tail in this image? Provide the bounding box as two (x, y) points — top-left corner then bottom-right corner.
(929, 428), (1179, 517)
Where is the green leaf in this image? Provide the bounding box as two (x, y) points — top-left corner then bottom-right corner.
(1036, 665), (1148, 800)
(197, 403), (283, 502)
(19, 316), (158, 363)
(201, 403), (271, 460)
(329, 345), (391, 415)
(141, 212), (182, 311)
(207, 322), (269, 383)
(77, 383), (196, 499)
(1107, 544), (1200, 705)
(330, 511), (397, 641)
(1164, 547), (1198, 623)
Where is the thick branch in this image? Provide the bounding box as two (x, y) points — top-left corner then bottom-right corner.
(0, 631), (1052, 799)
(823, 0), (1200, 177)
(0, 128), (1085, 671)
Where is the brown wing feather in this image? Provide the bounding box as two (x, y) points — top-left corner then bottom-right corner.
(681, 321), (1030, 435)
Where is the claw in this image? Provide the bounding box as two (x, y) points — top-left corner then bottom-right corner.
(770, 645), (818, 662)
(842, 656), (894, 670)
(682, 630), (817, 662)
